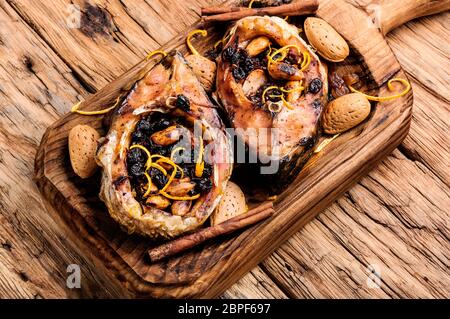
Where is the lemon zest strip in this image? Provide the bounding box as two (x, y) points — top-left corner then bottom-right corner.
(349, 78), (411, 102)
(281, 95), (295, 110)
(280, 85), (304, 94)
(268, 45), (301, 65)
(130, 145), (152, 169)
(187, 29), (208, 56)
(268, 102), (282, 113)
(262, 86), (280, 104)
(314, 134), (340, 154)
(145, 50), (167, 61)
(71, 96), (121, 116)
(195, 134), (205, 177)
(156, 157), (184, 179)
(149, 163), (168, 176)
(299, 51), (311, 71)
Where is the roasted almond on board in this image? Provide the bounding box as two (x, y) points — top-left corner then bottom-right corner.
(322, 93), (371, 134)
(304, 17), (349, 62)
(68, 124), (100, 179)
(211, 181), (248, 226)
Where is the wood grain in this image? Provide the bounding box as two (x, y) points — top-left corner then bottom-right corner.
(34, 0), (418, 298)
(0, 0), (448, 298)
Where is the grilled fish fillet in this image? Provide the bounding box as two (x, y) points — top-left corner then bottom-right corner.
(216, 16), (328, 194)
(97, 51), (233, 238)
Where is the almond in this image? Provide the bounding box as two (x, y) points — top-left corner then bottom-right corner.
(243, 69), (267, 96)
(211, 181), (247, 226)
(246, 36), (271, 57)
(68, 124), (100, 179)
(186, 55), (217, 92)
(322, 93), (371, 134)
(304, 17), (349, 62)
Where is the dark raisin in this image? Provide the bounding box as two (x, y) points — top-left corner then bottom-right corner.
(151, 118), (171, 132)
(136, 118), (151, 133)
(193, 178), (213, 193)
(183, 164), (195, 178)
(130, 162), (145, 177)
(149, 168), (168, 189)
(131, 130), (145, 144)
(232, 67), (246, 81)
(312, 99), (322, 110)
(223, 46), (236, 62)
(309, 78), (323, 94)
(176, 94), (190, 111)
(299, 136), (316, 150)
(202, 163), (213, 178)
(242, 58), (257, 73)
(127, 148), (145, 164)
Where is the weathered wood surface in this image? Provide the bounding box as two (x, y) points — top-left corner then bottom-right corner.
(0, 0), (448, 298)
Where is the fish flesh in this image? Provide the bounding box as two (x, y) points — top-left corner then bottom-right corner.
(216, 16), (328, 194)
(97, 51), (233, 238)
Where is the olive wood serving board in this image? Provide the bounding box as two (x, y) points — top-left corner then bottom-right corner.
(34, 0), (450, 298)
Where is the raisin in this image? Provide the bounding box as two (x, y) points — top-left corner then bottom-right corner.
(130, 162), (145, 177)
(223, 46), (236, 62)
(202, 163), (213, 178)
(192, 178), (213, 193)
(309, 78), (323, 94)
(131, 130), (145, 144)
(127, 148), (145, 164)
(176, 94), (190, 111)
(232, 67), (246, 81)
(299, 136), (316, 150)
(151, 117), (171, 132)
(312, 99), (322, 110)
(149, 168), (168, 189)
(242, 58), (257, 73)
(136, 118), (151, 133)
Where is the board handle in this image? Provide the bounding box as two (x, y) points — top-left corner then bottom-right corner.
(362, 0), (450, 35)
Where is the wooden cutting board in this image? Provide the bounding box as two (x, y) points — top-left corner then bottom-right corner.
(34, 0), (450, 298)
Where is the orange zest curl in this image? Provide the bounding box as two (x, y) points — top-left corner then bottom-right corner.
(145, 50), (167, 61)
(349, 78), (411, 102)
(187, 29), (208, 56)
(71, 96), (121, 116)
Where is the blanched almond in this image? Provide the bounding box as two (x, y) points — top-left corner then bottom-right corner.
(243, 69), (267, 96)
(211, 181), (247, 226)
(268, 61), (303, 81)
(146, 195), (171, 210)
(171, 200), (191, 216)
(304, 17), (349, 62)
(68, 125), (100, 179)
(186, 55), (217, 92)
(322, 93), (371, 134)
(246, 36), (271, 57)
(285, 80), (303, 103)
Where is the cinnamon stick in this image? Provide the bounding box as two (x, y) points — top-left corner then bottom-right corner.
(202, 0), (319, 22)
(148, 202), (274, 262)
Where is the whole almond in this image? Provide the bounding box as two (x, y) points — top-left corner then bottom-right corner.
(246, 36), (271, 57)
(69, 124), (100, 178)
(242, 69), (267, 96)
(322, 93), (371, 134)
(186, 55), (217, 92)
(211, 181), (247, 226)
(304, 17), (349, 62)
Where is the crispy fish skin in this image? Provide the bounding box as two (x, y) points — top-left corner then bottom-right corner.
(97, 51), (233, 238)
(216, 16), (328, 194)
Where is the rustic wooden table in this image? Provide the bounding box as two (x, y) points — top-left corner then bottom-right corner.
(0, 0), (448, 298)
